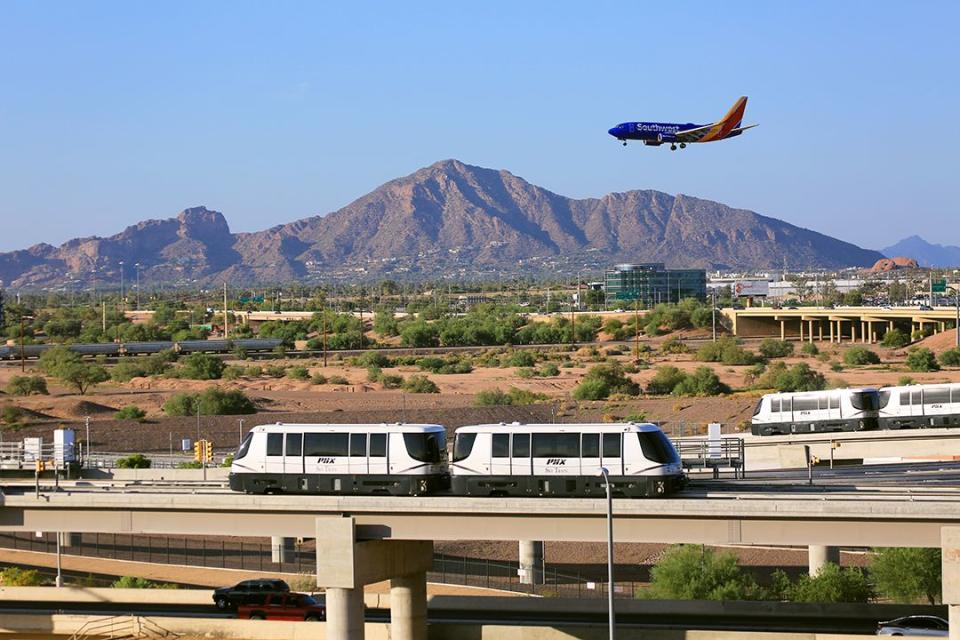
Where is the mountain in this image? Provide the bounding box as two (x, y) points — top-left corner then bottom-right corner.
(0, 160), (886, 288)
(881, 236), (960, 268)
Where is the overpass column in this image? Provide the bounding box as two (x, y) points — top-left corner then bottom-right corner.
(519, 540), (545, 584)
(326, 588), (366, 639)
(818, 320), (823, 342)
(271, 536), (295, 564)
(942, 527), (960, 640)
(780, 319), (785, 341)
(808, 320), (815, 343)
(391, 571), (428, 640)
(808, 545), (840, 575)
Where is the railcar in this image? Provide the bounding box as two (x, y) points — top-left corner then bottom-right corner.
(123, 341), (176, 355)
(751, 388), (880, 436)
(449, 423), (684, 498)
(878, 383), (960, 429)
(232, 338), (284, 352)
(229, 423), (448, 496)
(177, 339), (231, 353)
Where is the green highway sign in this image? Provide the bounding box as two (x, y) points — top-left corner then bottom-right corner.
(932, 279), (947, 293)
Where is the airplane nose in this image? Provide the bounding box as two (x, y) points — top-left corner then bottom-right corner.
(608, 127), (619, 137)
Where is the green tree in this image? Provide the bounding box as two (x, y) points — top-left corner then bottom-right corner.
(906, 347), (940, 372)
(116, 453), (151, 469)
(6, 375), (48, 396)
(672, 367), (730, 397)
(572, 362), (640, 400)
(777, 563), (872, 603)
(756, 362), (826, 392)
(402, 374), (439, 394)
(180, 352), (225, 380)
(646, 366), (688, 395)
(644, 545), (760, 600)
(880, 328), (910, 348)
(843, 347), (881, 366)
(163, 388), (256, 416)
(939, 348), (960, 367)
(0, 567), (45, 586)
(115, 405), (146, 421)
(38, 346), (109, 394)
(871, 547), (941, 604)
(112, 575), (178, 589)
(759, 339), (794, 359)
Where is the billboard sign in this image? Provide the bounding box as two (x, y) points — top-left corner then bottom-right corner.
(733, 280), (769, 297)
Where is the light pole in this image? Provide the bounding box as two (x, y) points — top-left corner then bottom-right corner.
(949, 285), (960, 348)
(19, 313), (33, 372)
(598, 466), (615, 640)
(118, 260), (125, 312)
(135, 262), (141, 311)
(85, 416), (91, 465)
(238, 418), (244, 446)
(711, 289), (717, 342)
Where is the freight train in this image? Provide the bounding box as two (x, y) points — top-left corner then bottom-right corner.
(0, 338), (284, 360)
(228, 422), (684, 498)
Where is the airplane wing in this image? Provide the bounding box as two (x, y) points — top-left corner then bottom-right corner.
(725, 124), (758, 135)
(673, 123), (716, 143)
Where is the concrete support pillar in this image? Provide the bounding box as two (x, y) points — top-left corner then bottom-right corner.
(851, 321), (856, 342)
(809, 320), (814, 343)
(942, 527), (960, 640)
(808, 545), (840, 575)
(818, 321), (823, 342)
(390, 571), (428, 640)
(799, 321), (804, 342)
(326, 587), (365, 640)
(829, 320), (835, 343)
(271, 536), (295, 564)
(889, 320), (894, 332)
(780, 320), (785, 341)
(519, 540), (545, 585)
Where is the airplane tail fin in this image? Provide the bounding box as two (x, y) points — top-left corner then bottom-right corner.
(719, 96), (748, 130)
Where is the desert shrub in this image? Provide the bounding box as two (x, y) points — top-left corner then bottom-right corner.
(659, 336), (689, 354)
(1, 405), (23, 425)
(830, 362), (844, 372)
(696, 337), (757, 365)
(244, 365), (263, 377)
(366, 365), (382, 382)
(0, 567), (45, 586)
(177, 461), (202, 469)
(354, 351), (392, 368)
(672, 367), (730, 397)
(221, 365), (244, 380)
(328, 375), (349, 385)
(646, 366), (687, 395)
(179, 352), (224, 380)
(644, 545), (761, 601)
(800, 342), (819, 356)
(881, 328), (910, 348)
(572, 362), (639, 400)
(843, 347), (880, 366)
(475, 387), (548, 406)
(939, 347), (960, 367)
(759, 339), (794, 359)
(539, 362), (560, 377)
(507, 351), (537, 368)
(115, 405), (146, 421)
(623, 412), (648, 423)
(163, 388), (256, 416)
(756, 362), (827, 392)
(264, 365), (287, 378)
(402, 374), (439, 393)
(897, 375), (915, 385)
(286, 366), (310, 381)
(310, 373), (328, 385)
(6, 375), (48, 396)
(906, 347), (939, 372)
(116, 453), (151, 469)
(111, 575), (178, 589)
(514, 367), (535, 379)
(380, 374), (404, 389)
(773, 564), (872, 604)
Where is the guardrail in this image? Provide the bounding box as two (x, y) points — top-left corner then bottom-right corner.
(674, 437), (745, 478)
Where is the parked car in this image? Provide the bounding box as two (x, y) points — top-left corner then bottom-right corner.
(238, 592), (326, 621)
(212, 579), (290, 610)
(876, 615), (949, 636)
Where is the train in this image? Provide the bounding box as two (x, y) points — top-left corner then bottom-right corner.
(752, 382), (960, 435)
(0, 338), (284, 360)
(228, 422), (685, 498)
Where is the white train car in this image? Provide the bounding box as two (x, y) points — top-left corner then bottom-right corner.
(228, 423), (448, 496)
(878, 383), (960, 429)
(751, 388), (880, 436)
(449, 423), (684, 498)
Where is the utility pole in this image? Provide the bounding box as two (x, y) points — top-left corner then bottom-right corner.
(119, 260), (125, 312)
(711, 289), (717, 342)
(223, 282), (229, 339)
(321, 309), (328, 367)
(135, 262), (141, 311)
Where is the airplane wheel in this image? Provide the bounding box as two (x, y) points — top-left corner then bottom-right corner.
(670, 144), (677, 151)
(680, 143), (686, 149)
(622, 141), (627, 146)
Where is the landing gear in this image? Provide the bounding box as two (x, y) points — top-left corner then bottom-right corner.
(679, 142), (686, 149)
(622, 141), (627, 146)
(670, 144), (677, 151)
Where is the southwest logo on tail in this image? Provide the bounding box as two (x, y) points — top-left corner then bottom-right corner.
(608, 97), (757, 150)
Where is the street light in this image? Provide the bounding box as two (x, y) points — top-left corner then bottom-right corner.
(711, 289), (717, 342)
(118, 260), (125, 313)
(598, 466), (615, 640)
(19, 313), (34, 372)
(135, 262), (141, 311)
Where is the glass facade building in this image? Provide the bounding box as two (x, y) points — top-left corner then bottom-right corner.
(604, 263), (707, 307)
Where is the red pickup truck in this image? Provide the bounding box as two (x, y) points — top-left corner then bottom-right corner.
(237, 592), (326, 621)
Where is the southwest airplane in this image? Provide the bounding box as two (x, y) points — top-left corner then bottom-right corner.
(608, 97), (757, 150)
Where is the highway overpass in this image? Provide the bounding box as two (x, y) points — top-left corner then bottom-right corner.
(724, 305), (959, 342)
(2, 488), (960, 639)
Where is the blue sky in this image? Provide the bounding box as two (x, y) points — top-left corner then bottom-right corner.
(1, 1), (957, 252)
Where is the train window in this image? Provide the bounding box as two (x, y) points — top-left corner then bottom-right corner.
(637, 431), (679, 464)
(793, 397), (819, 411)
(953, 388), (960, 403)
(304, 433), (349, 457)
(266, 433), (283, 457)
(877, 390), (891, 409)
(581, 433), (600, 458)
(286, 433), (302, 457)
(851, 391), (879, 411)
(829, 395), (839, 409)
(404, 433), (442, 463)
(370, 433), (387, 457)
(771, 398), (781, 412)
(924, 388), (950, 404)
(452, 433), (476, 462)
(602, 433), (621, 458)
(350, 433), (367, 457)
(531, 433), (579, 458)
(900, 390), (912, 405)
(512, 433), (530, 458)
(235, 433), (253, 460)
(752, 400), (763, 416)
(492, 434), (510, 458)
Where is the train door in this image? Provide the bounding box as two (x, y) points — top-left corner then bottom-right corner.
(368, 432), (388, 476)
(580, 432), (601, 477)
(285, 433), (304, 475)
(265, 433), (285, 475)
(907, 389), (922, 418)
(531, 432), (579, 477)
(511, 433), (532, 477)
(601, 432), (624, 475)
(349, 432), (368, 475)
(490, 433), (511, 477)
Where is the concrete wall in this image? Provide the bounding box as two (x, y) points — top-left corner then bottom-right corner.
(82, 467), (231, 481)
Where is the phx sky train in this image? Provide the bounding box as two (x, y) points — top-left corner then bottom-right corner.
(608, 97), (757, 151)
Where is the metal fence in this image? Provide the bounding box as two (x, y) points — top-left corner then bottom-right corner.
(674, 437), (745, 478)
(0, 531), (643, 598)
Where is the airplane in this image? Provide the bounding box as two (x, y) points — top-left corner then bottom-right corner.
(608, 97), (757, 151)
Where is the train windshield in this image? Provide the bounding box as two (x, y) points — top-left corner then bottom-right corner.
(637, 431), (679, 464)
(851, 390), (880, 411)
(452, 433), (476, 462)
(404, 432), (445, 464)
(234, 432), (253, 460)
